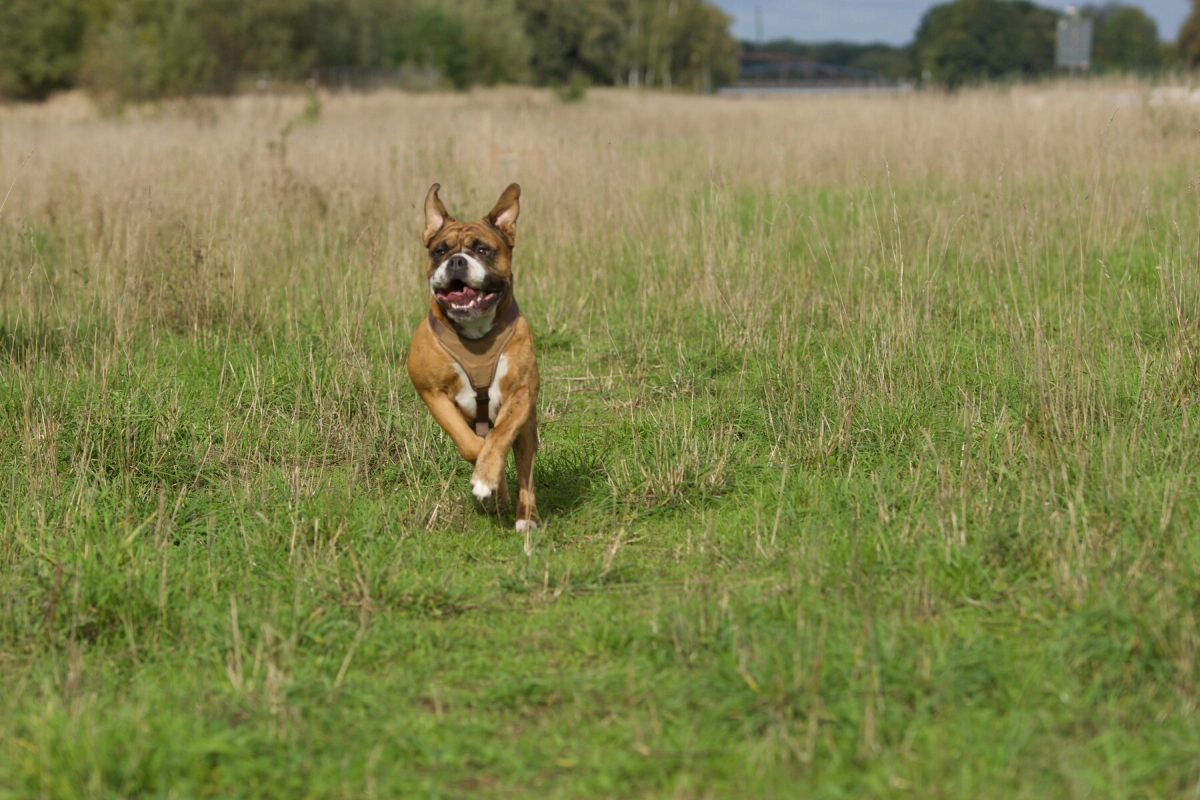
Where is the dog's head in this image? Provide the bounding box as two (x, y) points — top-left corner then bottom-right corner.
(422, 183), (520, 337)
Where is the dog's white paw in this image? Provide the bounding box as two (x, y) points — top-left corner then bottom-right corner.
(515, 519), (539, 533)
(471, 478), (495, 501)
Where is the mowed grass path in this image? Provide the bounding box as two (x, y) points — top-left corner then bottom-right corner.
(1, 86), (1199, 797)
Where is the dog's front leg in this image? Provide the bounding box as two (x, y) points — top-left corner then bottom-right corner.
(470, 386), (533, 503)
(417, 389), (485, 464)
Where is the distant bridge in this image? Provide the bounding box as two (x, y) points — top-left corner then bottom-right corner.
(722, 51), (905, 96)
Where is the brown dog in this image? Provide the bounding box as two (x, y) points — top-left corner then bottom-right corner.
(406, 183), (540, 531)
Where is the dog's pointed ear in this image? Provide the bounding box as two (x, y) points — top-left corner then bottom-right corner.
(486, 183), (520, 247)
(423, 183), (453, 247)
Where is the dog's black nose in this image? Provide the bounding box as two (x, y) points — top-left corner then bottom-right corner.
(448, 254), (468, 270)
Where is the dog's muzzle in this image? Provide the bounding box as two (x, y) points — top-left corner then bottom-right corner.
(431, 253), (504, 318)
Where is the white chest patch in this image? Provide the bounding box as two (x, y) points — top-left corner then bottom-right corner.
(451, 354), (509, 424)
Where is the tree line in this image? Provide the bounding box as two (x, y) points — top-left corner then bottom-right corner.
(749, 0), (1195, 88)
(0, 0), (738, 101)
(6, 0), (1200, 103)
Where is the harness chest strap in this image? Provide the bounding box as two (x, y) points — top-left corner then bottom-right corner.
(427, 300), (521, 438)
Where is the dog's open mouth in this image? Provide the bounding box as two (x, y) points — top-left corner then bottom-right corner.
(434, 280), (501, 315)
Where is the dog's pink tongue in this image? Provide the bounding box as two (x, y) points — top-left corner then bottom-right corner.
(443, 285), (478, 303)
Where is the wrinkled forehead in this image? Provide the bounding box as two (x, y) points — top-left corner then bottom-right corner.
(428, 221), (505, 252)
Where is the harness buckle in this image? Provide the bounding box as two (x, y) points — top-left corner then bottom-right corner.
(475, 389), (491, 437)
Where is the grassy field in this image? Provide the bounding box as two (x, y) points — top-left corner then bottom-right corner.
(1, 83), (1199, 797)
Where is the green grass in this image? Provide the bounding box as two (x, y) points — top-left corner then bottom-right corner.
(3, 98), (1200, 797)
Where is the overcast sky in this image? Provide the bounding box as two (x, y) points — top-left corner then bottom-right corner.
(715, 1), (1191, 45)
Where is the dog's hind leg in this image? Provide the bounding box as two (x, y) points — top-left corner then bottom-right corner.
(494, 470), (513, 512)
(513, 413), (539, 532)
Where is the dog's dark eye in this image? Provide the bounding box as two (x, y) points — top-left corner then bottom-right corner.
(474, 244), (491, 258)
(433, 245), (447, 258)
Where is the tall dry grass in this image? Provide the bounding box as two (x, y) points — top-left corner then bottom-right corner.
(2, 84), (1196, 329)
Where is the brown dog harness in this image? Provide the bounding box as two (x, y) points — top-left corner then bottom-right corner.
(427, 300), (521, 437)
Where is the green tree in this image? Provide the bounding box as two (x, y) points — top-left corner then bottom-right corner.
(455, 0), (531, 86)
(390, 0), (529, 88)
(391, 6), (470, 88)
(515, 0), (735, 89)
(516, 0), (600, 84)
(187, 0), (313, 88)
(914, 0), (1058, 87)
(1085, 3), (1160, 71)
(79, 0), (215, 100)
(673, 1), (738, 90)
(1182, 0), (1200, 66)
(0, 0), (89, 100)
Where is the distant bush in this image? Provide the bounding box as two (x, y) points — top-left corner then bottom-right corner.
(554, 72), (590, 102)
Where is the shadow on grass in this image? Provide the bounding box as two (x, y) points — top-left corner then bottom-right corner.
(471, 446), (604, 526)
(532, 444), (606, 520)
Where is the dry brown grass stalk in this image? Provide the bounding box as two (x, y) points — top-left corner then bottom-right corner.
(1, 83), (1196, 334)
